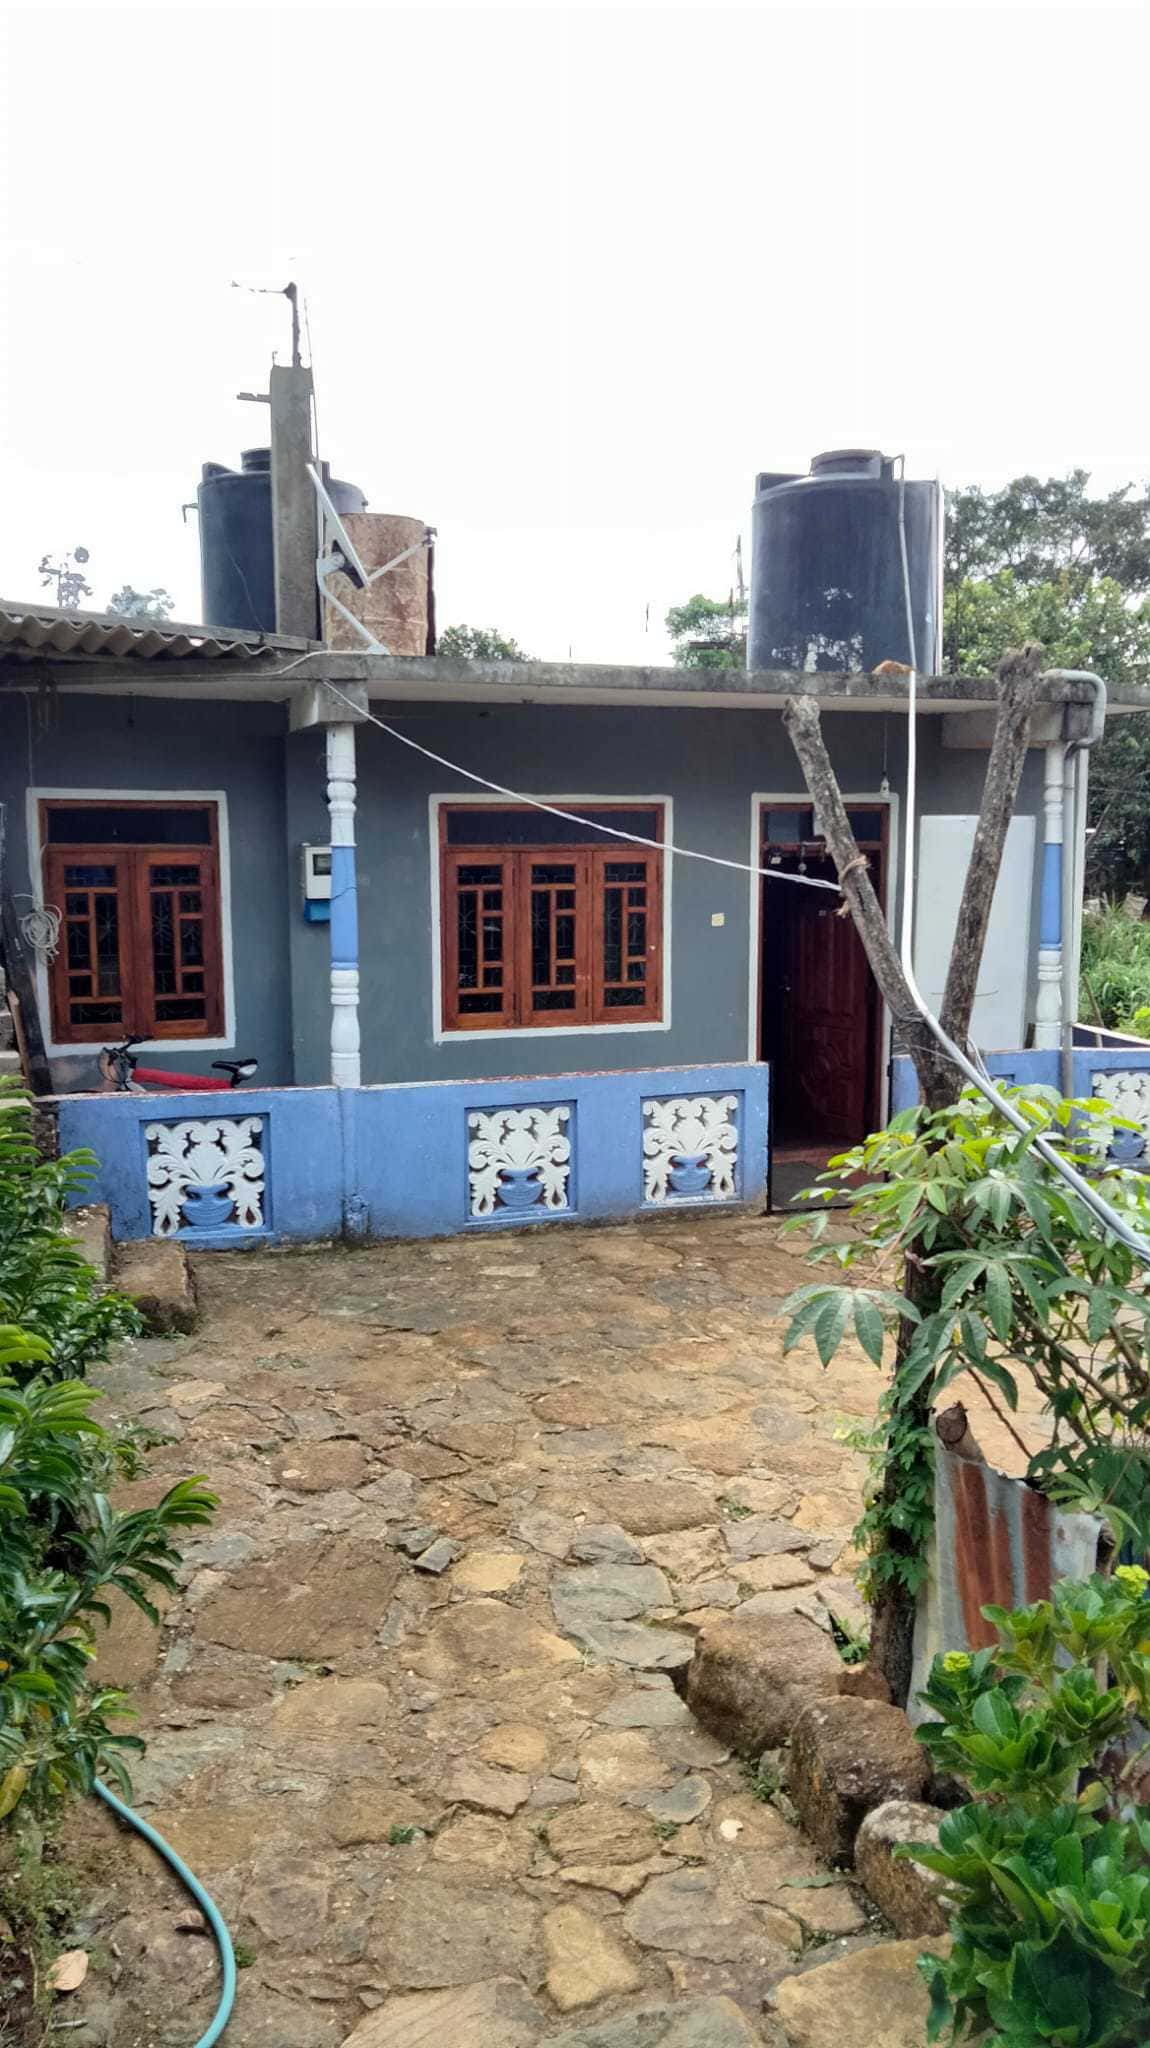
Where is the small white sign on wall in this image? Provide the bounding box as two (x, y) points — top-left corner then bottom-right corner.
(913, 814), (1036, 1050)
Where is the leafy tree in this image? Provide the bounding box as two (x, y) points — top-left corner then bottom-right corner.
(945, 473), (1150, 901)
(664, 592), (747, 670)
(105, 585), (175, 622)
(436, 624), (527, 661)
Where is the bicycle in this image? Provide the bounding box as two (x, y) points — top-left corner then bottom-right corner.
(99, 1036), (258, 1093)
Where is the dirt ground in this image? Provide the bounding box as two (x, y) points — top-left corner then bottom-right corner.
(57, 1211), (1046, 2047)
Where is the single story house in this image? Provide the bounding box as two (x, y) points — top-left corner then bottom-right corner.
(2, 607), (1148, 1239)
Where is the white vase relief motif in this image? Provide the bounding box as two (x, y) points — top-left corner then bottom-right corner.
(468, 1106), (572, 1218)
(642, 1094), (739, 1203)
(145, 1117), (266, 1237)
(1091, 1070), (1150, 1161)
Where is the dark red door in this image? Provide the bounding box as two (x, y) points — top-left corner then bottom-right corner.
(779, 876), (875, 1145)
(760, 817), (885, 1151)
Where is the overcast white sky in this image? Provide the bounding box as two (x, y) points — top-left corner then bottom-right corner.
(0, 3), (1146, 663)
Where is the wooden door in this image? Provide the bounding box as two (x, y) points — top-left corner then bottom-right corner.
(778, 872), (876, 1145)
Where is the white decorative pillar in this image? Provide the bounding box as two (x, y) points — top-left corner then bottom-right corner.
(326, 722), (361, 1088)
(1034, 741), (1065, 1051)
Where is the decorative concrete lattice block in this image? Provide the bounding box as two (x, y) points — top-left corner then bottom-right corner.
(145, 1116), (266, 1237)
(642, 1092), (739, 1204)
(467, 1104), (573, 1220)
(1092, 1069), (1150, 1164)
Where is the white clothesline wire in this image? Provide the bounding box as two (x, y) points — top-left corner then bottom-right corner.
(317, 679), (842, 894)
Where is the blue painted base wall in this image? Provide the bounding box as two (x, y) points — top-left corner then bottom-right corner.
(891, 1046), (1150, 1115)
(56, 1062), (769, 1245)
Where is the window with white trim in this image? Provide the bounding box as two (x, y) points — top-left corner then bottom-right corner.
(438, 804), (665, 1031)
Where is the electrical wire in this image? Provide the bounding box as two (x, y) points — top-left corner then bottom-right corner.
(893, 465), (1150, 1263)
(316, 677), (841, 894)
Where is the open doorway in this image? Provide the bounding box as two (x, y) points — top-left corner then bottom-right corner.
(758, 802), (888, 1208)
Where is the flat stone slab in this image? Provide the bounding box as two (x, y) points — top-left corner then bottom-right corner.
(771, 1939), (943, 2048)
(622, 1869), (773, 1964)
(341, 1976), (543, 2046)
(723, 1515), (811, 1562)
(546, 1996), (763, 2047)
(543, 1902), (642, 2011)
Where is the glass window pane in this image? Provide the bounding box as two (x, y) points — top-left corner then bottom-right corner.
(149, 864), (200, 888)
(482, 968), (502, 987)
(845, 809), (883, 841)
(605, 862), (646, 882)
(531, 864), (576, 885)
(180, 922), (204, 967)
(94, 895), (120, 996)
(531, 890), (551, 985)
(64, 864), (116, 886)
(603, 889), (622, 983)
(69, 1001), (123, 1024)
(183, 972), (205, 993)
(764, 809), (812, 845)
(154, 998), (208, 1021)
(459, 992), (504, 1013)
(456, 888), (479, 988)
(447, 808), (660, 848)
(626, 960), (647, 982)
(533, 990), (576, 1010)
(458, 864), (503, 885)
(556, 964), (575, 984)
(603, 986), (646, 1007)
(68, 974), (93, 996)
(48, 807), (211, 846)
(627, 911), (646, 954)
(66, 922), (91, 969)
(178, 891), (202, 914)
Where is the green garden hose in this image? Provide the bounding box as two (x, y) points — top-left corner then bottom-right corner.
(93, 1780), (236, 2046)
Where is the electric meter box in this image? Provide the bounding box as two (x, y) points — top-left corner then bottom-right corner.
(301, 843), (332, 922)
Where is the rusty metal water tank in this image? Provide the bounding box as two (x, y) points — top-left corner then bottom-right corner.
(748, 449), (943, 674)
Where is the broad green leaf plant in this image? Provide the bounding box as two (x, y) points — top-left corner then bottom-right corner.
(782, 1087), (1150, 1603)
(906, 1571), (1150, 2048)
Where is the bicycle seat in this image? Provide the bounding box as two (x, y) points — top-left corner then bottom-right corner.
(211, 1058), (258, 1080)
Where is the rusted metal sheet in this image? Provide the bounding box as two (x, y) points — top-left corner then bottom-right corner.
(909, 1447), (1102, 1719)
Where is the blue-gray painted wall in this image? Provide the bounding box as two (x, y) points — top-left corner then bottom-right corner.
(0, 693), (295, 1084)
(1, 691), (1047, 1088)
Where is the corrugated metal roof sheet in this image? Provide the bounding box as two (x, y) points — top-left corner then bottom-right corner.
(909, 1445), (1103, 1719)
(0, 603), (313, 663)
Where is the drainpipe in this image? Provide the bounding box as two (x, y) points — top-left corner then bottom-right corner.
(1045, 673), (1107, 1095)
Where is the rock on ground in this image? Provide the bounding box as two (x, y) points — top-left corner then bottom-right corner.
(340, 1976), (543, 2046)
(770, 1938), (946, 2048)
(686, 1615), (845, 1754)
(548, 1998), (765, 2046)
(112, 1238), (197, 1334)
(543, 1903), (643, 2010)
(786, 1699), (930, 1864)
(854, 1800), (949, 1937)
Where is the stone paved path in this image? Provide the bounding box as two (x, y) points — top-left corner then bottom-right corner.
(70, 1213), (1032, 2046)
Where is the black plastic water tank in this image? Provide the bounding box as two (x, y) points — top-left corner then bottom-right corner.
(748, 449), (943, 674)
(198, 450), (367, 634)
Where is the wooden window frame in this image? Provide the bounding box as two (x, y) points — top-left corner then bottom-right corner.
(41, 800), (225, 1045)
(438, 805), (665, 1033)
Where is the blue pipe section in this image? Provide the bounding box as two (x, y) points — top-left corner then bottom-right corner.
(94, 1780), (236, 2046)
(328, 842), (359, 970)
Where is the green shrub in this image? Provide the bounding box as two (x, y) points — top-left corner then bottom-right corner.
(782, 1087), (1150, 1593)
(0, 1085), (216, 1829)
(0, 1084), (139, 1381)
(0, 1372), (216, 1819)
(1080, 907), (1150, 1035)
(906, 1571), (1150, 2047)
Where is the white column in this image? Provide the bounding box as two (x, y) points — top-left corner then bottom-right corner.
(1034, 741), (1065, 1051)
(326, 722), (361, 1088)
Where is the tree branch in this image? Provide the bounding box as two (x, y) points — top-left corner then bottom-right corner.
(781, 695), (955, 1108)
(938, 643), (1045, 1044)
